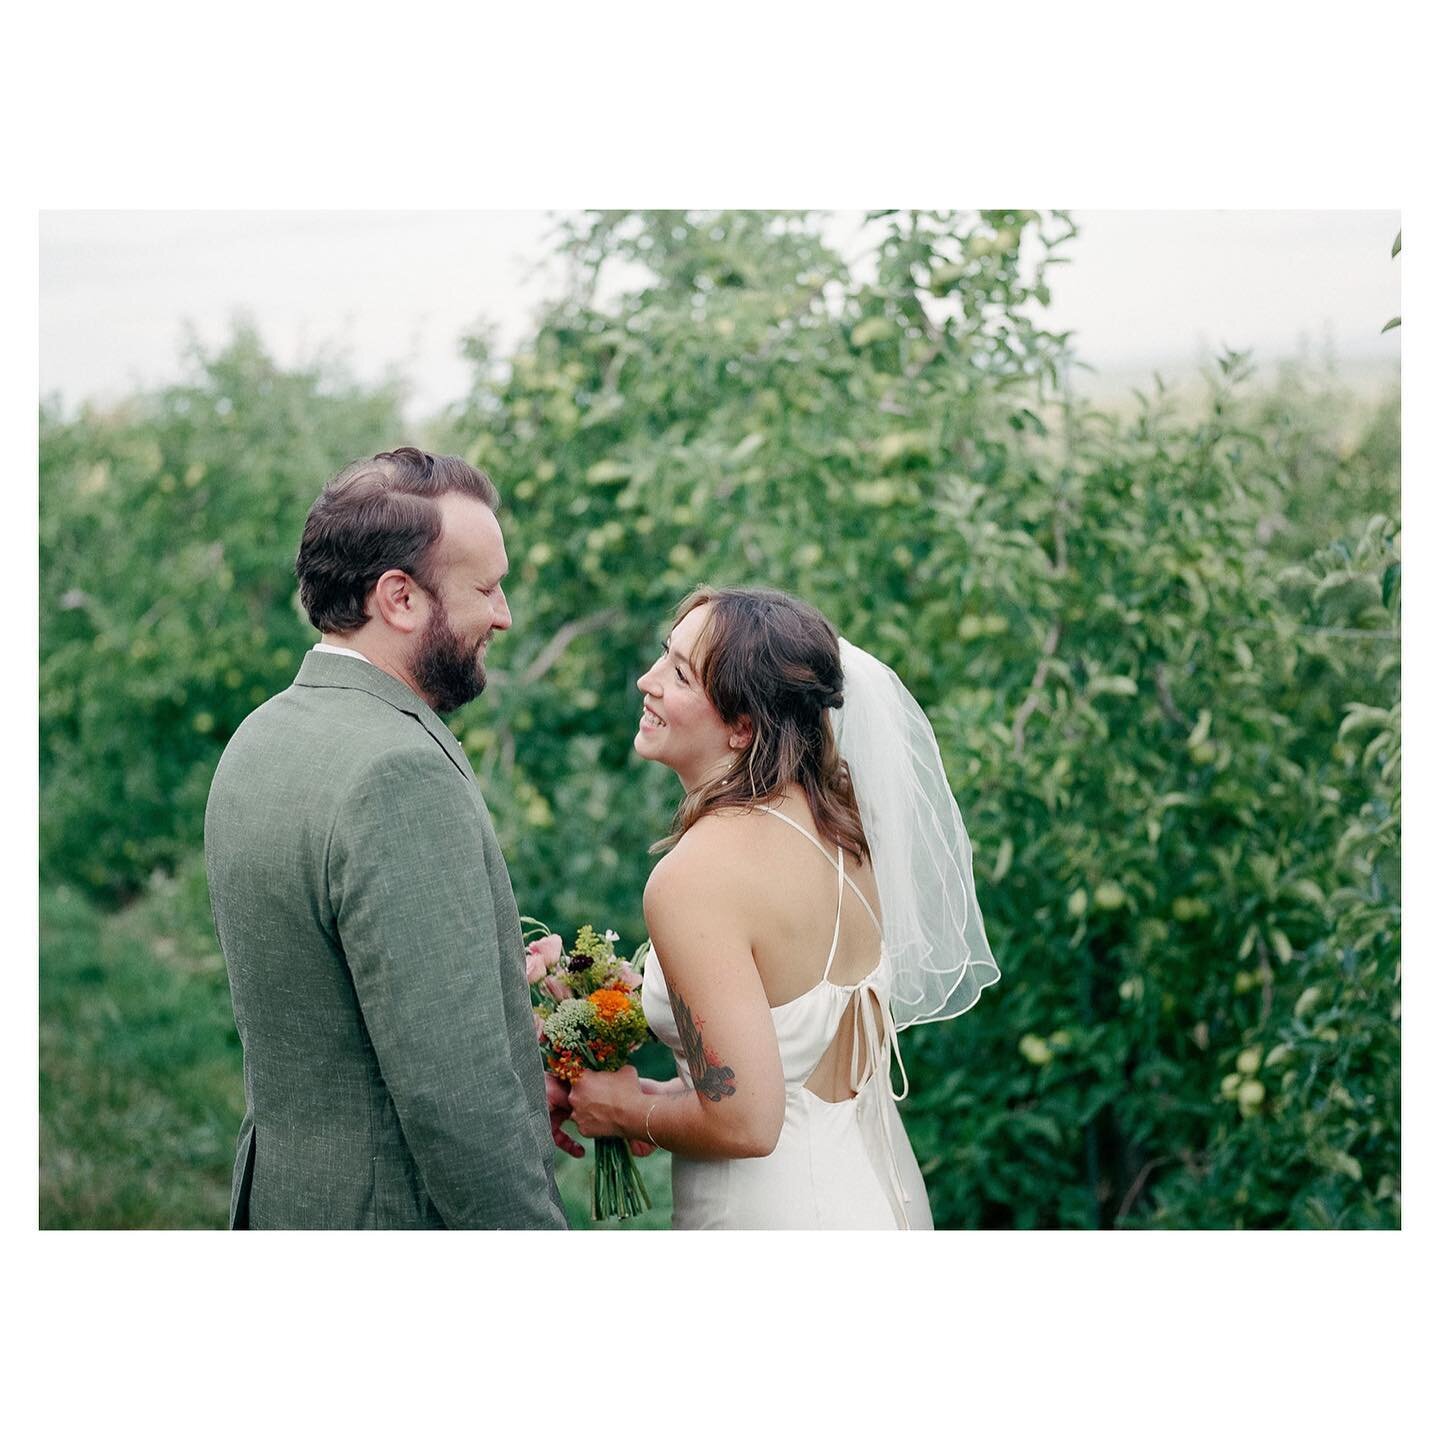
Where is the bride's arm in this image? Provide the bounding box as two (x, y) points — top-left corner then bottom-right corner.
(568, 833), (785, 1160)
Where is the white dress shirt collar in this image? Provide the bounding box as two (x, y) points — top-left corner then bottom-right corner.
(312, 642), (374, 666)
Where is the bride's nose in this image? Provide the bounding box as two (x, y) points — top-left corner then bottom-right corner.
(637, 664), (660, 694)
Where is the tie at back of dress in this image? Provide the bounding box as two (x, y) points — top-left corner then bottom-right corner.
(752, 806), (909, 1108)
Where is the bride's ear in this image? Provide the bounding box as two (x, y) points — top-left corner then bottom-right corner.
(727, 717), (754, 751)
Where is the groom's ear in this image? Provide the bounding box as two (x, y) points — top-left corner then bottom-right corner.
(370, 568), (426, 634)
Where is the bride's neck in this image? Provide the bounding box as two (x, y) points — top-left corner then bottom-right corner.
(680, 751), (738, 796)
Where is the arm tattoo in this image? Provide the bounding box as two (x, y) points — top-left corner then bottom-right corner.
(670, 984), (737, 1102)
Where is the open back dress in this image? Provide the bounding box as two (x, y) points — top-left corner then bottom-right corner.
(640, 805), (934, 1230)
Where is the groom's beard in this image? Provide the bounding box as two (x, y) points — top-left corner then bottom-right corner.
(412, 599), (489, 715)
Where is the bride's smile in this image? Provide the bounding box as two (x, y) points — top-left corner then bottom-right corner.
(633, 603), (750, 791)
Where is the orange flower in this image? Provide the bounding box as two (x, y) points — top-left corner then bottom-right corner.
(590, 988), (632, 1022)
(548, 1051), (586, 1083)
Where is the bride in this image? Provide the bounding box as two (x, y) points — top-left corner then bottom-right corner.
(566, 586), (999, 1228)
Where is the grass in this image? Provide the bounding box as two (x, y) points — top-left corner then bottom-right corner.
(39, 862), (673, 1230)
(40, 872), (244, 1229)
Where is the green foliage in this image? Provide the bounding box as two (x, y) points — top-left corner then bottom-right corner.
(40, 327), (406, 900)
(40, 860), (243, 1227)
(39, 211), (1399, 1228)
(437, 210), (1399, 1229)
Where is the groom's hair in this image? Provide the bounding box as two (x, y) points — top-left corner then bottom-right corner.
(295, 448), (499, 634)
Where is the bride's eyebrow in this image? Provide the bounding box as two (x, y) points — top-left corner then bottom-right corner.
(662, 637), (693, 669)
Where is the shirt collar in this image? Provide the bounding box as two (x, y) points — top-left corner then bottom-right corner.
(312, 641), (374, 666)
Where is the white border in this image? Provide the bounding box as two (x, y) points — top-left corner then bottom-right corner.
(8, 2), (1428, 1431)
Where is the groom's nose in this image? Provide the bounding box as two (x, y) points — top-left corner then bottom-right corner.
(490, 587), (512, 631)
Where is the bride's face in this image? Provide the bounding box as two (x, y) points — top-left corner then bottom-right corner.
(634, 604), (742, 787)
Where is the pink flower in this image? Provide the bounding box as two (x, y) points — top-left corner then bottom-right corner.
(542, 974), (574, 1002)
(532, 1010), (547, 1042)
(616, 963), (643, 992)
(524, 933), (564, 984)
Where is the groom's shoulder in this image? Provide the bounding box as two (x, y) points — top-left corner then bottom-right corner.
(220, 676), (438, 774)
(251, 667), (415, 726)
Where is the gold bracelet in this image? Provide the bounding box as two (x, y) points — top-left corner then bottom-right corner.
(644, 1098), (661, 1148)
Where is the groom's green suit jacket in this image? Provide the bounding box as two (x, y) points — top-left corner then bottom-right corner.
(204, 649), (567, 1229)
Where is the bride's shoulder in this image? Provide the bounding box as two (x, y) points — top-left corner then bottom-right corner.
(644, 809), (767, 913)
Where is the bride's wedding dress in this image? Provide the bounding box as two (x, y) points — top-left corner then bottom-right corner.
(641, 805), (934, 1230)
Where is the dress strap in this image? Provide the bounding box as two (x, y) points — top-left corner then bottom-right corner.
(754, 804), (883, 938)
(754, 804), (837, 861)
(820, 844), (844, 983)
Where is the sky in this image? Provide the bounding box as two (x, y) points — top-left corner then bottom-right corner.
(39, 209), (1400, 419)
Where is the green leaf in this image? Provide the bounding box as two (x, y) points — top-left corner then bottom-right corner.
(1381, 316), (1400, 334)
(870, 430), (932, 467)
(850, 316), (898, 348)
(928, 261), (968, 295)
(1382, 561), (1400, 610)
(584, 459), (631, 485)
(1088, 674), (1138, 698)
(853, 480), (900, 506)
(1286, 878), (1328, 909)
(1338, 704), (1390, 739)
(1392, 230), (1401, 258)
(1321, 1148), (1363, 1183)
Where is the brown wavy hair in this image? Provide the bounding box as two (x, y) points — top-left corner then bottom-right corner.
(653, 586), (871, 865)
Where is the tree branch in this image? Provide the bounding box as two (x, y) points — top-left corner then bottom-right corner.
(1012, 489), (1070, 759)
(1152, 662), (1191, 731)
(511, 607), (624, 688)
(1051, 505), (1069, 578)
(1115, 1156), (1171, 1223)
(1255, 938), (1275, 1030)
(1012, 620), (1062, 759)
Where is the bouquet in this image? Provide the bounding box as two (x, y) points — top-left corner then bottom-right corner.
(522, 919), (654, 1221)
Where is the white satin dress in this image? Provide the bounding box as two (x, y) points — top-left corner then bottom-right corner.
(640, 806), (934, 1230)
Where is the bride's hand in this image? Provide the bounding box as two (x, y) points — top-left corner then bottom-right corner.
(568, 1065), (645, 1141)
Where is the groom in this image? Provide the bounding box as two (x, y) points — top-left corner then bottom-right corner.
(205, 447), (568, 1229)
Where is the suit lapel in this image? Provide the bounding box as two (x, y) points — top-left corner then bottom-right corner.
(294, 650), (475, 780)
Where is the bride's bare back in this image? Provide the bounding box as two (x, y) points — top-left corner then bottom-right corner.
(679, 785), (887, 1104)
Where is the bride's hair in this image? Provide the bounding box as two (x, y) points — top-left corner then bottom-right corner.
(653, 586), (871, 864)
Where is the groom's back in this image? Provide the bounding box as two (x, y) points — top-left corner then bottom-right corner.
(205, 674), (450, 1228)
(207, 678), (424, 953)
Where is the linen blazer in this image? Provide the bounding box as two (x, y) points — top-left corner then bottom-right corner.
(204, 649), (567, 1229)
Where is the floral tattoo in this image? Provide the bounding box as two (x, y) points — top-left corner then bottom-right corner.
(670, 985), (737, 1102)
